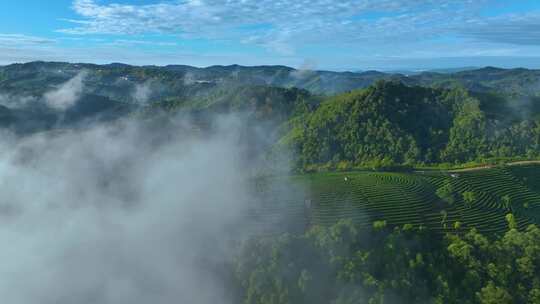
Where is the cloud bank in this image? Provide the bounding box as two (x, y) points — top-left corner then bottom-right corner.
(44, 71), (88, 110)
(6, 0), (540, 73)
(0, 110), (293, 303)
(61, 0), (489, 52)
(54, 0), (540, 62)
(459, 12), (540, 46)
(131, 81), (154, 104)
(0, 34), (56, 46)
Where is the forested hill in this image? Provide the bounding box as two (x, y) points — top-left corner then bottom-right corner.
(3, 61), (540, 97)
(281, 81), (540, 170)
(1, 61), (540, 170)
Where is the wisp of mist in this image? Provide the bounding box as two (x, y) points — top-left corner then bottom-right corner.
(0, 111), (288, 303)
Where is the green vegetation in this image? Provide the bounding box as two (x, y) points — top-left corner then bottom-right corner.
(283, 81), (540, 171)
(507, 165), (540, 195)
(6, 62), (540, 98)
(437, 181), (456, 205)
(147, 85), (316, 123)
(284, 81), (454, 169)
(293, 164), (540, 235)
(245, 164), (540, 239)
(1, 62), (539, 172)
(235, 164), (540, 304)
(462, 191), (477, 208)
(234, 219), (540, 304)
(2, 61), (540, 303)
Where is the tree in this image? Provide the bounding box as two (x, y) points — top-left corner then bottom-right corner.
(477, 282), (513, 304)
(436, 181), (455, 205)
(237, 217), (540, 304)
(505, 213), (517, 230)
(440, 210), (448, 229)
(442, 94), (488, 162)
(462, 191), (477, 209)
(501, 195), (512, 211)
(373, 220), (387, 231)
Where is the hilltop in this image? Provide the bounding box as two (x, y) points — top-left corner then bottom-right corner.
(3, 61), (540, 97)
(0, 61), (538, 170)
(281, 81), (540, 171)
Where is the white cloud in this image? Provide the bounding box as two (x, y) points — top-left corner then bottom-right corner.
(131, 81), (153, 104)
(0, 94), (38, 109)
(109, 39), (178, 47)
(4, 0), (540, 70)
(60, 0), (490, 54)
(459, 12), (540, 46)
(0, 114), (296, 303)
(0, 34), (56, 46)
(290, 59), (318, 79)
(44, 71), (88, 110)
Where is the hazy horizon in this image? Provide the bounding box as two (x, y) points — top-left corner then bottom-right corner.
(2, 2), (540, 303)
(3, 1), (540, 70)
(2, 59), (540, 74)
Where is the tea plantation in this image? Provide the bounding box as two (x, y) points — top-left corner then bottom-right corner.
(256, 164), (540, 235)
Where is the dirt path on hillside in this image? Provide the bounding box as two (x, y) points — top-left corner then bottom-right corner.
(447, 160), (540, 173)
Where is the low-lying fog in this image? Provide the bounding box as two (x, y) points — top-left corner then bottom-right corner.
(0, 114), (284, 303)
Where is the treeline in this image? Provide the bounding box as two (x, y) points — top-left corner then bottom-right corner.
(282, 81), (540, 171)
(233, 218), (540, 304)
(148, 85), (316, 122)
(143, 79), (540, 172)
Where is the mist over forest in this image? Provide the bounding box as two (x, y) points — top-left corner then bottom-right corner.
(6, 0), (540, 302)
(0, 61), (537, 303)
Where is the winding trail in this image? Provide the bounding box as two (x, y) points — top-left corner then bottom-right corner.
(447, 160), (540, 173)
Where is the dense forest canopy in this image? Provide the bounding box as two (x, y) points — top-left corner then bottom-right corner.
(282, 81), (540, 171)
(8, 0), (540, 301)
(0, 62), (539, 170)
(233, 218), (540, 304)
(1, 61), (540, 303)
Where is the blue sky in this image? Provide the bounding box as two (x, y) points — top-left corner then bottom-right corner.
(2, 0), (540, 70)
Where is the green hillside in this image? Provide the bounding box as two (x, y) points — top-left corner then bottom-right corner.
(0, 62), (539, 170)
(5, 62), (540, 103)
(5, 61), (540, 99)
(282, 81), (540, 171)
(506, 164), (540, 194)
(256, 164), (540, 236)
(148, 85), (316, 123)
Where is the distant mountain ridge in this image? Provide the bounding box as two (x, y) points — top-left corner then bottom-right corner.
(0, 61), (539, 160)
(1, 61), (539, 99)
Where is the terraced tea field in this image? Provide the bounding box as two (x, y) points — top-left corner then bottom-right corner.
(253, 164), (540, 235)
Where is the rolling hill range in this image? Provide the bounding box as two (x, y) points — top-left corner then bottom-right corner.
(3, 61), (540, 98)
(253, 164), (540, 235)
(0, 62), (539, 222)
(0, 62), (538, 169)
(2, 61), (539, 140)
(281, 80), (540, 170)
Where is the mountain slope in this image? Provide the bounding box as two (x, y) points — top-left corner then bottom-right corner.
(3, 61), (540, 99)
(281, 81), (540, 170)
